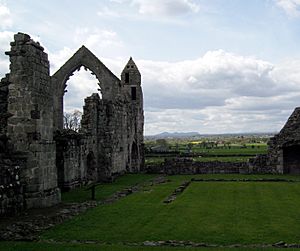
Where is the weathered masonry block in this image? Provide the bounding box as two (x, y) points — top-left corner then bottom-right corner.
(0, 32), (144, 214)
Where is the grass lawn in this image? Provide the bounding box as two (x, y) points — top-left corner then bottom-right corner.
(42, 174), (300, 245)
(2, 241), (297, 251)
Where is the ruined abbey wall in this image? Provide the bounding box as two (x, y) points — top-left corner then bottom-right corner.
(0, 32), (144, 214)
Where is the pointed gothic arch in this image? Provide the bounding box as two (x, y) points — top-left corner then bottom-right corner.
(51, 46), (121, 130)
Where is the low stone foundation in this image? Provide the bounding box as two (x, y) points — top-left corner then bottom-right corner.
(248, 154), (275, 173)
(145, 158), (264, 175)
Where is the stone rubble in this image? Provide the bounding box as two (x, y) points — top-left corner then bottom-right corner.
(163, 180), (191, 204)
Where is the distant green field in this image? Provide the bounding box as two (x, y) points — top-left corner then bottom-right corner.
(43, 174), (300, 246)
(190, 145), (267, 155)
(192, 156), (252, 162)
(167, 144), (268, 156)
(145, 156), (251, 164)
(145, 157), (165, 164)
(145, 141), (268, 164)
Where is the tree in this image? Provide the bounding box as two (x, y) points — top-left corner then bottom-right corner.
(63, 110), (83, 132)
(187, 143), (193, 153)
(156, 139), (168, 147)
(175, 143), (179, 152)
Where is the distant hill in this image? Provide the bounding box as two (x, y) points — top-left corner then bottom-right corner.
(147, 132), (200, 139)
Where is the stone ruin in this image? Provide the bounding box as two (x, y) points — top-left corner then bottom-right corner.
(263, 107), (300, 174)
(245, 108), (300, 174)
(0, 32), (144, 214)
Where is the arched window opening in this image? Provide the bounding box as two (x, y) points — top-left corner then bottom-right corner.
(63, 67), (102, 132)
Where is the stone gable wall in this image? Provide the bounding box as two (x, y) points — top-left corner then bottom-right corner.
(262, 107), (300, 173)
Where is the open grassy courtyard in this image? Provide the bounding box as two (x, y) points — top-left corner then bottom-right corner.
(43, 174), (300, 245)
(3, 174), (300, 250)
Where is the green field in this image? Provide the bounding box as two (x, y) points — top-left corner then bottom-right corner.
(190, 144), (267, 156)
(145, 138), (268, 164)
(147, 143), (268, 156)
(4, 174), (300, 251)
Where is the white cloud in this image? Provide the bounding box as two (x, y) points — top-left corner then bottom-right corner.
(49, 46), (75, 74)
(132, 0), (200, 16)
(48, 27), (127, 74)
(137, 51), (300, 134)
(74, 28), (122, 48)
(73, 28), (125, 58)
(0, 3), (12, 28)
(0, 31), (14, 75)
(138, 50), (284, 109)
(275, 0), (300, 17)
(109, 0), (126, 3)
(97, 7), (121, 18)
(101, 0), (200, 19)
(0, 31), (13, 54)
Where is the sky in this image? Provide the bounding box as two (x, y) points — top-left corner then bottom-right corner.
(1, 0), (300, 135)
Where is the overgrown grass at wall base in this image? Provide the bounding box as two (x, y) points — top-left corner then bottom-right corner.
(62, 174), (157, 203)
